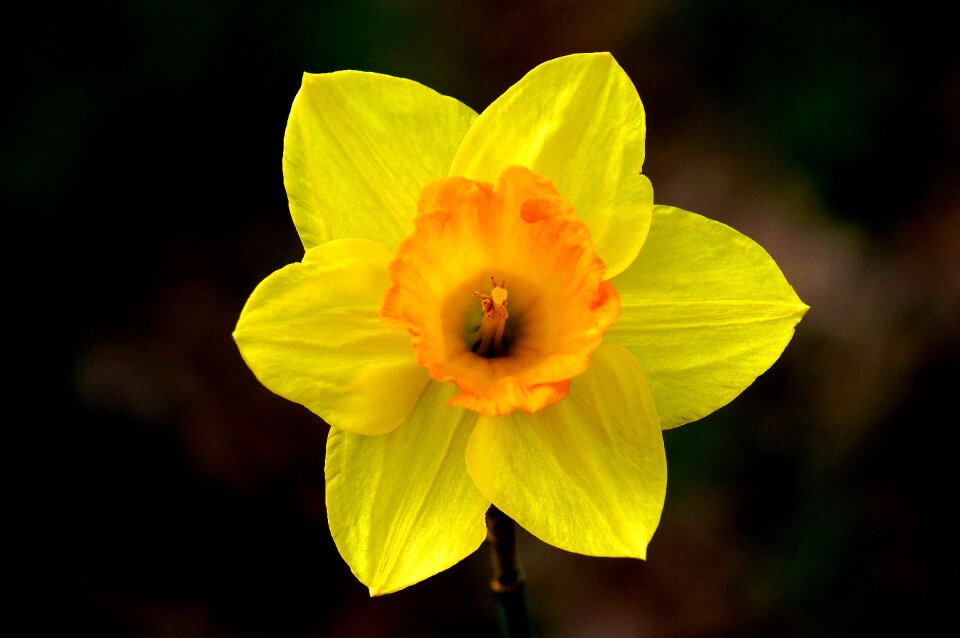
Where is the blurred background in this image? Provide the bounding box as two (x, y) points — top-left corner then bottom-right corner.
(9, 1), (958, 636)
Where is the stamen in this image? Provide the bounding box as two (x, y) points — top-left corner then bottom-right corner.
(473, 276), (509, 357)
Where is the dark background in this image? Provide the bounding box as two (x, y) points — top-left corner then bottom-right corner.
(9, 1), (958, 636)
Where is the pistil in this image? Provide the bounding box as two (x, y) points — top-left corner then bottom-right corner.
(473, 276), (509, 357)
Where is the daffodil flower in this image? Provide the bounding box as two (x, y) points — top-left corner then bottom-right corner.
(234, 53), (807, 595)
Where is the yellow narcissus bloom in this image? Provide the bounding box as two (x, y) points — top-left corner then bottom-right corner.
(234, 53), (808, 595)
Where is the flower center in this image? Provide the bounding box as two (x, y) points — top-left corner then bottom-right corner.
(473, 277), (509, 357)
(381, 165), (620, 416)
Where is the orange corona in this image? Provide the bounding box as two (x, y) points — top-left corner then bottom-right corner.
(381, 166), (620, 416)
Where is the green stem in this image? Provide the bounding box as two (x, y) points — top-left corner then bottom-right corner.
(486, 505), (535, 638)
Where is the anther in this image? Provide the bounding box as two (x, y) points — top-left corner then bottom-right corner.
(473, 276), (509, 357)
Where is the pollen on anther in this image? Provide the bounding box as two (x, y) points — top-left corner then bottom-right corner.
(473, 276), (509, 358)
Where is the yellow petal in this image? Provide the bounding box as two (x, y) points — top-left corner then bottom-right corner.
(466, 345), (666, 558)
(325, 381), (488, 595)
(233, 238), (428, 435)
(284, 71), (478, 251)
(449, 53), (653, 279)
(607, 205), (809, 429)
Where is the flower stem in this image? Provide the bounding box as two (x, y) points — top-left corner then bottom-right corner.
(485, 505), (535, 637)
